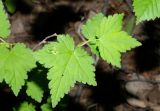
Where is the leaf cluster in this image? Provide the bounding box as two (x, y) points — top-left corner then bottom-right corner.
(1, 0), (160, 110)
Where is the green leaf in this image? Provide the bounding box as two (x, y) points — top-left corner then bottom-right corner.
(26, 81), (44, 102)
(0, 43), (36, 96)
(0, 0), (10, 38)
(82, 13), (141, 68)
(41, 103), (52, 111)
(133, 0), (160, 23)
(5, 0), (17, 14)
(17, 102), (35, 111)
(35, 35), (96, 108)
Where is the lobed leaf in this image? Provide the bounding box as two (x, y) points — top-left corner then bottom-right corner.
(0, 43), (36, 96)
(35, 35), (96, 107)
(82, 13), (141, 67)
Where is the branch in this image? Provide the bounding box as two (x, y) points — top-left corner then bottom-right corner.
(33, 33), (57, 51)
(77, 40), (90, 47)
(102, 0), (109, 15)
(0, 37), (6, 43)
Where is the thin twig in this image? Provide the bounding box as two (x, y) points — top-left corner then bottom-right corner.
(77, 23), (99, 65)
(33, 33), (57, 51)
(77, 40), (90, 47)
(102, 0), (109, 15)
(77, 22), (89, 46)
(87, 103), (98, 111)
(0, 38), (6, 43)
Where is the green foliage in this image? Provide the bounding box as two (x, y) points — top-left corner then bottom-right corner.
(35, 35), (96, 107)
(5, 0), (17, 14)
(26, 81), (44, 102)
(41, 104), (52, 111)
(0, 0), (144, 108)
(17, 102), (35, 111)
(82, 13), (141, 67)
(0, 43), (36, 96)
(0, 1), (10, 38)
(41, 102), (52, 111)
(133, 0), (160, 23)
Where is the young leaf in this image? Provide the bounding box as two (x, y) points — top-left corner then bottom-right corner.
(133, 0), (160, 23)
(17, 102), (35, 111)
(0, 43), (36, 96)
(35, 35), (96, 107)
(82, 13), (141, 68)
(41, 103), (52, 111)
(26, 81), (44, 102)
(0, 0), (10, 38)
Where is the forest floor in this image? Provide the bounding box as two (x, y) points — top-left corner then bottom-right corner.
(1, 0), (160, 111)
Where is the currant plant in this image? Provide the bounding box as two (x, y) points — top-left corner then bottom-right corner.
(3, 0), (160, 110)
(0, 43), (36, 95)
(82, 13), (141, 67)
(35, 35), (97, 107)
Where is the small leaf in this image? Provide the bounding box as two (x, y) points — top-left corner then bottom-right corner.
(41, 103), (52, 111)
(0, 43), (36, 96)
(133, 0), (160, 23)
(35, 35), (96, 107)
(82, 13), (141, 67)
(17, 102), (35, 111)
(26, 81), (44, 102)
(0, 0), (11, 38)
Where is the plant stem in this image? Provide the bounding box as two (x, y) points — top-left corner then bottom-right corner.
(33, 33), (57, 51)
(0, 38), (6, 43)
(124, 15), (136, 35)
(77, 40), (90, 47)
(102, 0), (109, 15)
